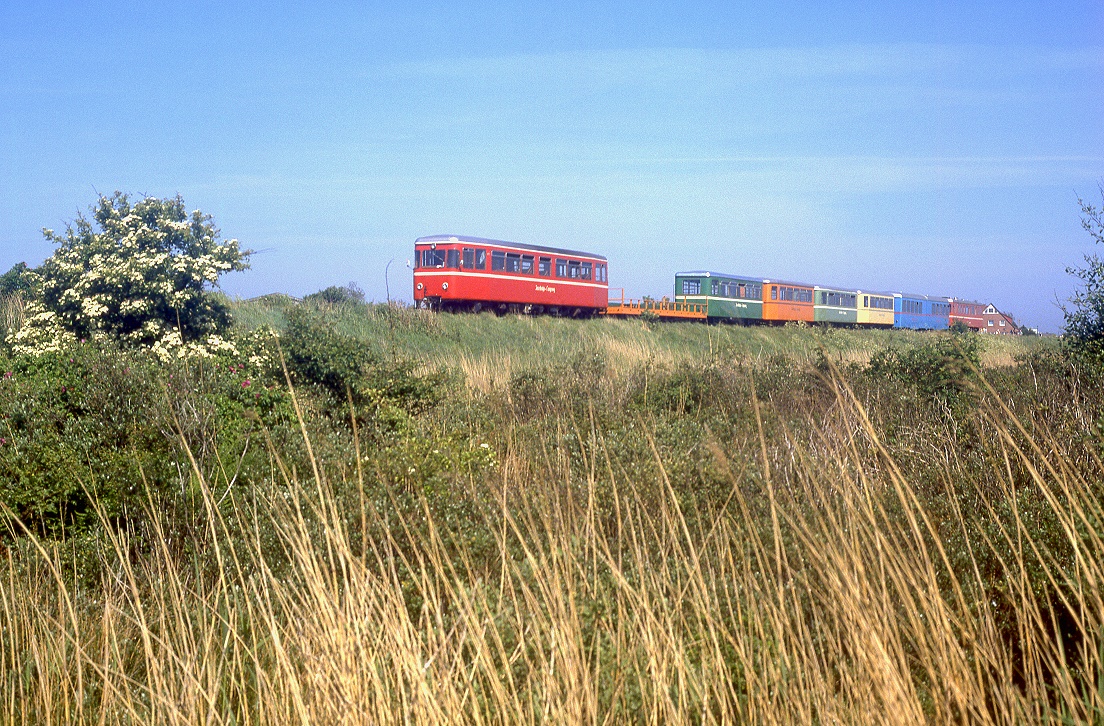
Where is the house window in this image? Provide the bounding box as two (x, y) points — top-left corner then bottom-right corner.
(988, 320), (994, 326)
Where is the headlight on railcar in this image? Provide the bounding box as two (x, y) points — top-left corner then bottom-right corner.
(416, 283), (424, 290)
(442, 282), (449, 290)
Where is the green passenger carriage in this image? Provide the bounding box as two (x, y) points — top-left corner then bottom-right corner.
(674, 271), (764, 323)
(813, 286), (858, 324)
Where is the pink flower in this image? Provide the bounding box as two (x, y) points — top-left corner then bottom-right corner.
(0, 437), (6, 445)
(242, 380), (251, 388)
(3, 371), (11, 379)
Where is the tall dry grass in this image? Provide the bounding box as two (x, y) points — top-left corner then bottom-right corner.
(1, 366), (1101, 724)
(0, 293), (24, 342)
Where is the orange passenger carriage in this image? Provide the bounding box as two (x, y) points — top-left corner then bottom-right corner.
(413, 235), (608, 316)
(761, 279), (815, 323)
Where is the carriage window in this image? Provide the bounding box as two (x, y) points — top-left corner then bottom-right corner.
(568, 261), (581, 278)
(462, 248), (475, 269)
(539, 257), (551, 276)
(682, 279), (700, 295)
(599, 264), (607, 282)
(556, 259), (567, 277)
(581, 262), (592, 279)
(446, 249), (460, 269)
(505, 253), (521, 272)
(521, 255), (534, 274)
(796, 289), (812, 303)
(475, 249), (486, 270)
(422, 249), (445, 268)
(771, 286), (777, 300)
(491, 251), (505, 271)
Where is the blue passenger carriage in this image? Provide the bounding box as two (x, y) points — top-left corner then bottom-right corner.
(893, 293), (950, 330)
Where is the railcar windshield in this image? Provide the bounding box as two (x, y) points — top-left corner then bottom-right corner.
(420, 249), (445, 268)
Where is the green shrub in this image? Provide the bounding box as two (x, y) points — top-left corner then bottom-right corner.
(281, 307), (440, 426)
(303, 283), (366, 307)
(867, 331), (982, 402)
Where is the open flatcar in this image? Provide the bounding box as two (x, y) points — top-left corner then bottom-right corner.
(413, 235), (608, 315)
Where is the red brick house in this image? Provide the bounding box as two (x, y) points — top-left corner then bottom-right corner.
(979, 304), (1021, 335)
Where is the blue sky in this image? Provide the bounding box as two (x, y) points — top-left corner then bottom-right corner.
(2, 1), (1101, 331)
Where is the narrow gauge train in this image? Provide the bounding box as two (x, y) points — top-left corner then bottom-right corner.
(412, 235), (608, 315)
(411, 236), (972, 331)
(673, 271), (953, 330)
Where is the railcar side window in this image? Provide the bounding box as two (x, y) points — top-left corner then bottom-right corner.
(446, 249), (460, 268)
(491, 251), (506, 271)
(475, 249), (487, 270)
(568, 261), (581, 278)
(597, 264), (606, 282)
(521, 255), (534, 274)
(505, 253), (521, 272)
(556, 259), (567, 277)
(462, 248), (474, 269)
(422, 249), (445, 267)
(681, 279), (700, 295)
(539, 257), (551, 276)
(771, 286), (778, 300)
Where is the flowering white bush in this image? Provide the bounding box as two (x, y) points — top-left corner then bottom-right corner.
(8, 193), (249, 358)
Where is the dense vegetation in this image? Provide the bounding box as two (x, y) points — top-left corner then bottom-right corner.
(1, 291), (1101, 723)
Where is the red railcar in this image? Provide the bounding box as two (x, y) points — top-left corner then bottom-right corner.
(413, 235), (608, 315)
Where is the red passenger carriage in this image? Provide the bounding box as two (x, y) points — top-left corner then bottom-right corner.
(413, 235), (608, 315)
(948, 299), (985, 331)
